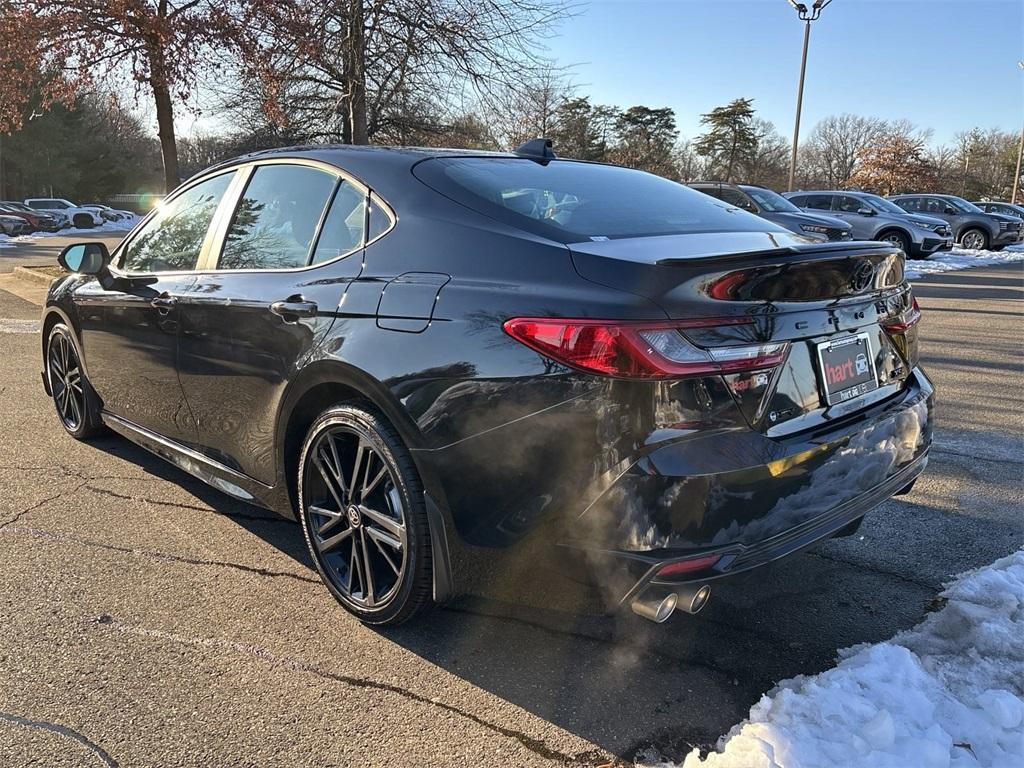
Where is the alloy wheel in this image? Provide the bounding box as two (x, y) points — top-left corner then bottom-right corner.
(48, 332), (85, 431)
(304, 425), (408, 610)
(960, 230), (986, 250)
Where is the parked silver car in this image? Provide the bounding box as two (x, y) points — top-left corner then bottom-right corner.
(785, 190), (952, 259)
(888, 194), (1021, 251)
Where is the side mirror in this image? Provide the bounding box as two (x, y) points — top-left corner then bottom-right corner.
(58, 242), (110, 274)
(857, 207), (875, 216)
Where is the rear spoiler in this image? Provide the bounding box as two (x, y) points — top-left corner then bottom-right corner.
(655, 241), (896, 267)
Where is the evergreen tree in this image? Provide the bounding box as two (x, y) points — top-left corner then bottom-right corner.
(694, 98), (756, 181)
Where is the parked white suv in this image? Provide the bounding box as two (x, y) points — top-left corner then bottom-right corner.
(23, 198), (104, 229)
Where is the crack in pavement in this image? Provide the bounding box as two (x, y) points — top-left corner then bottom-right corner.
(98, 617), (608, 766)
(0, 480), (90, 528)
(930, 447), (1024, 467)
(1, 524), (320, 585)
(81, 484), (290, 525)
(807, 550), (938, 591)
(0, 711), (119, 767)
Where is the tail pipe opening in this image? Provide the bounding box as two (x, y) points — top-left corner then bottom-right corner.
(631, 584), (711, 622)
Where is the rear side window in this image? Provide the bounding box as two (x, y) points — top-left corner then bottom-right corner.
(219, 164), (337, 270)
(367, 193), (393, 241)
(413, 158), (778, 243)
(121, 173), (234, 273)
(310, 181), (367, 265)
(800, 194), (833, 211)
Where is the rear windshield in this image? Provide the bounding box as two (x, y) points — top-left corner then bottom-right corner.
(413, 157), (779, 243)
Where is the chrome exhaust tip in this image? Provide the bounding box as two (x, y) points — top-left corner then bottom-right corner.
(631, 592), (679, 623)
(675, 584), (712, 615)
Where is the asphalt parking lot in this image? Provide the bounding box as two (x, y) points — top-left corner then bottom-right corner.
(0, 236), (1021, 767)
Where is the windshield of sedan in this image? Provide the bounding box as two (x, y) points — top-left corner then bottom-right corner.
(414, 158), (779, 243)
(861, 194), (906, 215)
(740, 186), (801, 213)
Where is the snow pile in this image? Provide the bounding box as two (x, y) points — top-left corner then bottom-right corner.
(4, 215), (142, 243)
(647, 549), (1024, 768)
(905, 245), (1024, 281)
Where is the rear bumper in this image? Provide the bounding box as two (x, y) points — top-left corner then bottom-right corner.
(563, 367), (934, 602)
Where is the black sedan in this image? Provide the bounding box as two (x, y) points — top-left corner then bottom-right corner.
(41, 141), (933, 626)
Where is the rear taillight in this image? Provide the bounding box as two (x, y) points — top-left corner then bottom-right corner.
(502, 317), (789, 380)
(881, 297), (921, 334)
(657, 553), (722, 578)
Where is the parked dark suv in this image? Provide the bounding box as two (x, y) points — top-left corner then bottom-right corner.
(888, 194), (1021, 250)
(42, 143), (933, 626)
(689, 181), (852, 241)
(972, 200), (1024, 228)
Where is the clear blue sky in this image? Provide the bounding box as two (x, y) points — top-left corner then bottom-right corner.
(543, 0), (1024, 144)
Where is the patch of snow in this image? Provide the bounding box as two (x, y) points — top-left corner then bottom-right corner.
(642, 549), (1024, 768)
(6, 216), (141, 244)
(905, 244), (1024, 281)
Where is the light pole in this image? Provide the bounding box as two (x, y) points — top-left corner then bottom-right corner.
(786, 0), (834, 192)
(1013, 61), (1024, 204)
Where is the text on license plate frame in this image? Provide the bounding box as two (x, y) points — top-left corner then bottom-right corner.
(816, 332), (879, 406)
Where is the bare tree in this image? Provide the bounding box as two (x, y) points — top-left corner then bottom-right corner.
(244, 0), (573, 146)
(739, 118), (789, 188)
(801, 114), (886, 188)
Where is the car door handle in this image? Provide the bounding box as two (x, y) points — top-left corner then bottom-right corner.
(270, 299), (318, 320)
(151, 294), (177, 311)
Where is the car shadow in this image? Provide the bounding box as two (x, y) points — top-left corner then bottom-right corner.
(85, 430), (952, 762)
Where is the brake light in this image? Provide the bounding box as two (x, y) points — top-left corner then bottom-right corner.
(502, 317), (789, 379)
(882, 297), (921, 334)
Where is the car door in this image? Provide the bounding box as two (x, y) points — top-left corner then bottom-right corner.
(832, 194), (874, 239)
(73, 171), (238, 445)
(176, 160), (371, 484)
(920, 197), (959, 232)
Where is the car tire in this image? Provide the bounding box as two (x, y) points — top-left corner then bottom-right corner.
(298, 403), (433, 626)
(46, 323), (105, 440)
(958, 227), (988, 251)
(877, 230), (915, 258)
(72, 213), (94, 229)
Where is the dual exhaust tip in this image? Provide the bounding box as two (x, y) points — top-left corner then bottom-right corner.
(631, 584), (711, 623)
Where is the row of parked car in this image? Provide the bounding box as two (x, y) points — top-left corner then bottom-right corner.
(0, 197), (135, 236)
(689, 182), (1024, 258)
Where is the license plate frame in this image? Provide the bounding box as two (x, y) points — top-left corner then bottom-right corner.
(816, 332), (879, 406)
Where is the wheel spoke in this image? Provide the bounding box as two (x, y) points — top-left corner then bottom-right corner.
(313, 455), (346, 511)
(308, 503), (346, 537)
(325, 435), (349, 499)
(67, 388), (81, 425)
(361, 463), (388, 500)
(360, 528), (376, 606)
(49, 350), (64, 378)
(359, 504), (404, 539)
(319, 525), (355, 553)
(370, 534), (401, 575)
(365, 524), (402, 553)
(348, 440), (367, 499)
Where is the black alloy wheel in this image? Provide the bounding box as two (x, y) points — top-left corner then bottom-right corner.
(46, 324), (103, 439)
(298, 405), (432, 625)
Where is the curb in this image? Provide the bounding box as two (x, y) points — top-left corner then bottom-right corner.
(13, 266), (59, 286)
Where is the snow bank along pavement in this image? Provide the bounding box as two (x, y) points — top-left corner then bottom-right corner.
(641, 549), (1024, 768)
(904, 244), (1024, 280)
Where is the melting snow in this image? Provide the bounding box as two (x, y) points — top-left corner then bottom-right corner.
(905, 244), (1024, 281)
(641, 549), (1024, 768)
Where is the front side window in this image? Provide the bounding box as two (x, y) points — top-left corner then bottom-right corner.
(922, 198), (947, 214)
(836, 195), (866, 213)
(894, 198), (919, 212)
(310, 181), (367, 265)
(742, 187), (800, 213)
(219, 164), (338, 270)
(121, 172), (234, 273)
(718, 188), (757, 212)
